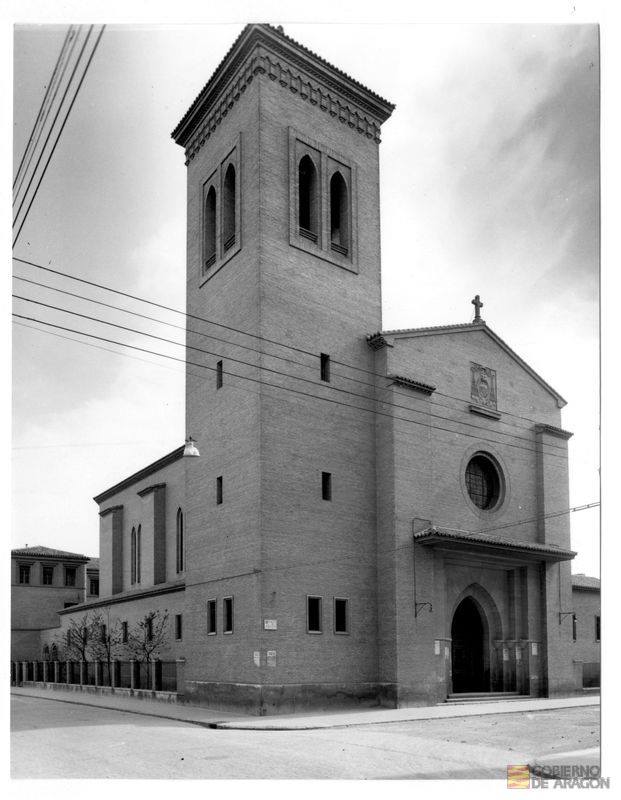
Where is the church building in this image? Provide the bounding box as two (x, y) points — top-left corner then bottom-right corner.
(35, 23), (580, 713)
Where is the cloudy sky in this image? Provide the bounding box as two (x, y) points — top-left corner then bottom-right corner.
(11, 17), (599, 574)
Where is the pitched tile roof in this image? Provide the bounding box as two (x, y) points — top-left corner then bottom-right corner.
(11, 545), (89, 561)
(172, 23), (394, 145)
(413, 526), (576, 562)
(571, 573), (600, 590)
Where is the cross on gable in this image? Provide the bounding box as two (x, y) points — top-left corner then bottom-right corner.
(471, 294), (484, 322)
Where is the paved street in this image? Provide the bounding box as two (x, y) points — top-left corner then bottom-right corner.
(11, 694), (599, 779)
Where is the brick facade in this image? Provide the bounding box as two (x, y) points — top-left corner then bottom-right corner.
(12, 24), (596, 712)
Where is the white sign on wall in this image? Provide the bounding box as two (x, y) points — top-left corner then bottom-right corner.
(264, 619), (278, 630)
(532, 643), (538, 656)
(434, 640), (440, 655)
(253, 651), (261, 667)
(267, 650), (277, 667)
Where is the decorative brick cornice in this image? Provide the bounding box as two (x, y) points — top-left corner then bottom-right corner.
(174, 25), (394, 164)
(137, 482), (166, 498)
(98, 504), (123, 518)
(388, 374), (436, 395)
(534, 423), (573, 440)
(93, 446), (184, 504)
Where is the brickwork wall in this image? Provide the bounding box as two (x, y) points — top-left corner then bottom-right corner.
(571, 588), (600, 664)
(183, 78), (263, 688)
(253, 75), (382, 687)
(98, 457), (186, 597)
(38, 590), (186, 663)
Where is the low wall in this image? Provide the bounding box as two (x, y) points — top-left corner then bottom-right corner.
(18, 681), (178, 704)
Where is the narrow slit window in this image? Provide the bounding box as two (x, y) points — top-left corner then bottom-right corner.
(131, 527), (136, 585)
(322, 472), (332, 501)
(595, 615), (600, 642)
(216, 360), (223, 389)
(307, 596), (322, 633)
(122, 621), (128, 643)
(334, 598), (349, 634)
(223, 597), (234, 634)
(146, 616), (153, 642)
(330, 171), (349, 255)
(298, 155), (318, 241)
(320, 353), (330, 382)
(136, 525), (141, 584)
(100, 624), (107, 644)
(216, 475), (223, 505)
(572, 613), (577, 641)
(207, 599), (217, 634)
(175, 614), (183, 640)
(176, 508), (184, 573)
(222, 164), (236, 252)
(204, 185), (217, 268)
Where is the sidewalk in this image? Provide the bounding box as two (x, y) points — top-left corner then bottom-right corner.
(215, 695), (600, 730)
(10, 686), (240, 728)
(11, 685), (598, 731)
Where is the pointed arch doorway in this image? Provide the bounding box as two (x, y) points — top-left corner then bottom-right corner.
(451, 597), (489, 693)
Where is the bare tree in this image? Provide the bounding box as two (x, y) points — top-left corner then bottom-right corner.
(88, 607), (124, 670)
(126, 609), (169, 662)
(60, 612), (97, 662)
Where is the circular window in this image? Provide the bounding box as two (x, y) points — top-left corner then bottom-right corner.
(465, 453), (502, 510)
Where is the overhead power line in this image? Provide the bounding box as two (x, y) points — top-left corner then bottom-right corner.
(13, 25), (106, 247)
(12, 311), (568, 462)
(12, 255), (572, 433)
(12, 291), (568, 455)
(13, 25), (76, 195)
(13, 272), (568, 452)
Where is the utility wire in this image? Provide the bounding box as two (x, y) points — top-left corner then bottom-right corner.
(13, 26), (94, 231)
(13, 272), (566, 451)
(12, 291), (568, 456)
(12, 311), (568, 462)
(13, 25), (106, 247)
(13, 25), (76, 195)
(12, 256), (572, 434)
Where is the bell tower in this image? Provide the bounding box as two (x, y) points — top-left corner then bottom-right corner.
(172, 24), (394, 711)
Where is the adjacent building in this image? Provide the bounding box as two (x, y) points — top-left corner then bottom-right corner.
(11, 545), (98, 659)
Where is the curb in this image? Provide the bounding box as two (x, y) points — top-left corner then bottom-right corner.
(10, 689), (228, 729)
(214, 696), (600, 731)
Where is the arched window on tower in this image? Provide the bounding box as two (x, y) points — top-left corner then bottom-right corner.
(298, 155), (318, 241)
(222, 164), (236, 252)
(176, 508), (184, 574)
(136, 524), (141, 584)
(330, 171), (349, 255)
(130, 527), (136, 585)
(204, 185), (216, 268)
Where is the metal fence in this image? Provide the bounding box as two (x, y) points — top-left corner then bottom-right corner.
(161, 661), (177, 692)
(12, 659), (179, 692)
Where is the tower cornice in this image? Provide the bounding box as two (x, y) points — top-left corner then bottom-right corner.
(172, 24), (395, 163)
